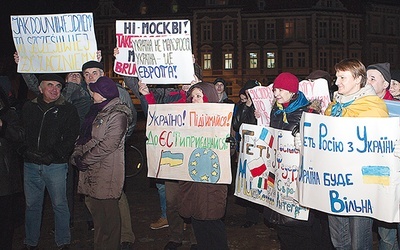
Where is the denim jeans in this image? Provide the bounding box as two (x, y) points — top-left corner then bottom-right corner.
(24, 162), (70, 247)
(379, 225), (398, 250)
(156, 183), (167, 218)
(328, 215), (373, 250)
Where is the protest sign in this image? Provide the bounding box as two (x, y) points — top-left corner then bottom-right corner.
(234, 123), (310, 220)
(114, 20), (194, 84)
(297, 113), (400, 222)
(385, 100), (400, 117)
(247, 86), (274, 126)
(299, 79), (331, 113)
(11, 13), (98, 73)
(146, 103), (234, 184)
(247, 79), (330, 126)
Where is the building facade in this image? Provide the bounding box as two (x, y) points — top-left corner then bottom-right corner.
(94, 0), (400, 99)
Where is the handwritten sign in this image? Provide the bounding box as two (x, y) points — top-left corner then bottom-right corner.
(146, 103), (234, 184)
(247, 86), (274, 126)
(234, 123), (309, 220)
(297, 113), (400, 222)
(299, 79), (331, 113)
(11, 13), (98, 73)
(247, 80), (330, 126)
(114, 20), (194, 84)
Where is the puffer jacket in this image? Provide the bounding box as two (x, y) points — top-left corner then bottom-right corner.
(74, 98), (132, 200)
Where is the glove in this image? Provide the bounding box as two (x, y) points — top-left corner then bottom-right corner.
(294, 133), (302, 150)
(394, 141), (400, 158)
(74, 155), (89, 172)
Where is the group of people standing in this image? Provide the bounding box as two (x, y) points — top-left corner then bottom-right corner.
(232, 59), (400, 250)
(3, 47), (400, 250)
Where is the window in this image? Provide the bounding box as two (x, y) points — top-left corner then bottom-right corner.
(319, 51), (328, 71)
(97, 29), (106, 45)
(223, 22), (233, 41)
(296, 19), (306, 39)
(332, 50), (342, 66)
(371, 44), (382, 62)
(285, 52), (294, 68)
(284, 20), (295, 39)
(266, 52), (275, 69)
(265, 21), (275, 40)
(249, 52), (258, 69)
(350, 51), (360, 59)
(387, 17), (396, 35)
(140, 2), (147, 15)
(258, 0), (266, 10)
(350, 21), (360, 40)
(206, 0), (226, 5)
(387, 46), (396, 65)
(370, 16), (381, 34)
(331, 21), (341, 40)
(297, 52), (306, 68)
(203, 53), (212, 70)
(224, 53), (233, 69)
(201, 23), (212, 42)
(171, 0), (179, 13)
(318, 21), (328, 39)
(248, 21), (258, 40)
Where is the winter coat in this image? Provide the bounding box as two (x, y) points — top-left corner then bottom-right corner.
(325, 84), (388, 117)
(179, 181), (228, 220)
(74, 98), (132, 200)
(178, 82), (228, 220)
(21, 95), (80, 164)
(232, 102), (257, 132)
(0, 87), (24, 196)
(264, 91), (315, 225)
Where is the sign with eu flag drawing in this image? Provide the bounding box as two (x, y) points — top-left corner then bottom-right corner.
(146, 103), (234, 184)
(297, 113), (400, 222)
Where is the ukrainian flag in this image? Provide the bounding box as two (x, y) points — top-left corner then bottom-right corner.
(160, 151), (184, 167)
(361, 166), (390, 186)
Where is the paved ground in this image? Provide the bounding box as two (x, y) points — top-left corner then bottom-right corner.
(11, 112), (281, 250)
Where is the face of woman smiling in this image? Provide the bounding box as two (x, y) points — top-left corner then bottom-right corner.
(190, 87), (204, 103)
(273, 88), (293, 104)
(335, 70), (361, 96)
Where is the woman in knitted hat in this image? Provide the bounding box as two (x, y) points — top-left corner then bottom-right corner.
(265, 72), (329, 250)
(71, 76), (133, 249)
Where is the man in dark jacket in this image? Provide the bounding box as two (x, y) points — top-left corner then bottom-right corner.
(21, 73), (80, 249)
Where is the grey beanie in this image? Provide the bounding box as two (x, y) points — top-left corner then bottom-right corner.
(367, 62), (391, 84)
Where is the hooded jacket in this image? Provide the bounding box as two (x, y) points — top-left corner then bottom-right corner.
(74, 98), (133, 199)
